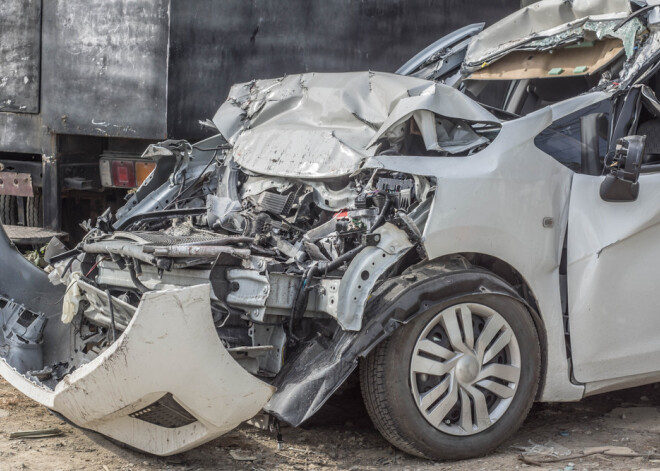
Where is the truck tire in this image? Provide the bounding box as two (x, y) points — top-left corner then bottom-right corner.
(26, 193), (42, 227)
(360, 289), (540, 460)
(0, 195), (17, 225)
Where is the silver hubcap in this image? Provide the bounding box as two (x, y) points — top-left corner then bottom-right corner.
(409, 303), (521, 436)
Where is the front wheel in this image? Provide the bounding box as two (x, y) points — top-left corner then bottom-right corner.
(360, 293), (540, 460)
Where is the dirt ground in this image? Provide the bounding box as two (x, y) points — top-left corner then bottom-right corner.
(2, 376), (660, 471)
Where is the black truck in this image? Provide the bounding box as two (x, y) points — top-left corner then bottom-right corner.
(0, 0), (518, 241)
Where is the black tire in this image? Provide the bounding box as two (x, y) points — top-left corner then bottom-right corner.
(26, 192), (43, 227)
(360, 291), (540, 461)
(0, 195), (17, 225)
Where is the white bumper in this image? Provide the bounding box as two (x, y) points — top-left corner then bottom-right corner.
(0, 284), (275, 456)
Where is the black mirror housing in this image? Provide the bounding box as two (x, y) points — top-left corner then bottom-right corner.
(600, 135), (646, 202)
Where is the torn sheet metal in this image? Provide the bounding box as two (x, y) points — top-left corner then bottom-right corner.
(521, 17), (642, 55)
(464, 0), (632, 72)
(520, 18), (642, 58)
(213, 73), (421, 178)
(469, 38), (624, 80)
(213, 72), (498, 178)
(335, 223), (412, 331)
(0, 284), (275, 456)
(367, 81), (499, 148)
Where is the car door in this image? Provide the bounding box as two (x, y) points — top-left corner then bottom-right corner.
(567, 87), (660, 384)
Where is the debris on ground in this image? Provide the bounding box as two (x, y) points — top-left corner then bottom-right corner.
(513, 441), (572, 457)
(8, 428), (63, 439)
(22, 245), (47, 268)
(518, 444), (660, 467)
(229, 449), (257, 461)
(3, 377), (660, 470)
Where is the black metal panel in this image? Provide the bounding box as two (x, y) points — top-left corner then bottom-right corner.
(0, 113), (51, 155)
(41, 0), (170, 139)
(0, 0), (41, 113)
(167, 0), (520, 139)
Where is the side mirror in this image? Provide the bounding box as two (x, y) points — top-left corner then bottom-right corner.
(600, 135), (646, 202)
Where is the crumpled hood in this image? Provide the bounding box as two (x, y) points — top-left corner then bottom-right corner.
(212, 71), (498, 179)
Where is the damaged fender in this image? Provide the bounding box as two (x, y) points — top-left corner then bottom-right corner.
(336, 223), (413, 331)
(264, 258), (545, 426)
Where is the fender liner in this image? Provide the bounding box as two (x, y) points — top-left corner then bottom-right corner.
(0, 223), (64, 313)
(265, 256), (547, 426)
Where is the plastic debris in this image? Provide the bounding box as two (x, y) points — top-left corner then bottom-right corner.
(513, 440), (572, 457)
(9, 428), (63, 439)
(583, 446), (638, 456)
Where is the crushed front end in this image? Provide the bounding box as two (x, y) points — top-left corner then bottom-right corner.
(0, 71), (501, 454)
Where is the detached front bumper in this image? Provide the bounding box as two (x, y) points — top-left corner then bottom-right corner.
(0, 279), (275, 455)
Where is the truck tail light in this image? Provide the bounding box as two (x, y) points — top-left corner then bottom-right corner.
(135, 161), (156, 186)
(100, 155), (156, 189)
(111, 161), (136, 188)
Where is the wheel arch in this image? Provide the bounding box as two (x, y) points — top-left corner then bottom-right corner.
(373, 254), (548, 400)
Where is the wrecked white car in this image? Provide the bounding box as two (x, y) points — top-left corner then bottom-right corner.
(4, 0), (660, 460)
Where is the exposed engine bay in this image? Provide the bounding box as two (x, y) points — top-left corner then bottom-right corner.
(45, 148), (433, 380)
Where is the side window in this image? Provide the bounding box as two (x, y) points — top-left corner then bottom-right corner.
(534, 101), (610, 175)
(636, 118), (660, 166)
(610, 85), (660, 173)
(629, 86), (660, 170)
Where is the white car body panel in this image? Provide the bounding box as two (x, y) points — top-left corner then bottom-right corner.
(568, 172), (660, 383)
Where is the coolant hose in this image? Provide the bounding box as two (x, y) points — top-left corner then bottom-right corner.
(127, 260), (151, 293)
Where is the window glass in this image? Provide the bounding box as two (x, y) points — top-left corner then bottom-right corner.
(534, 100), (610, 174)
